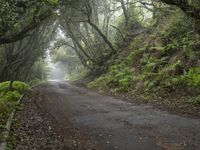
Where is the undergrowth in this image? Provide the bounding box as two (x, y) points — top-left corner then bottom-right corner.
(0, 81), (29, 136)
(28, 78), (42, 87)
(88, 9), (200, 112)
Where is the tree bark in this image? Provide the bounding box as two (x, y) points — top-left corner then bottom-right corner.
(120, 0), (129, 26)
(88, 20), (117, 54)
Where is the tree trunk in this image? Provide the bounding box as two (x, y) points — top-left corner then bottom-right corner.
(88, 20), (117, 54)
(120, 0), (129, 26)
(66, 23), (96, 63)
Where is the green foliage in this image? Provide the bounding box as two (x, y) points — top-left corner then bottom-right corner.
(0, 100), (13, 126)
(0, 0), (55, 40)
(66, 69), (89, 83)
(88, 7), (200, 110)
(126, 48), (146, 64)
(12, 82), (29, 93)
(0, 98), (17, 134)
(0, 0), (19, 35)
(89, 61), (135, 93)
(0, 81), (28, 128)
(0, 81), (29, 94)
(187, 95), (200, 106)
(157, 9), (193, 43)
(179, 67), (200, 89)
(141, 56), (167, 73)
(0, 81), (27, 103)
(42, 0), (59, 5)
(0, 91), (21, 102)
(88, 75), (112, 90)
(110, 64), (133, 87)
(28, 78), (42, 87)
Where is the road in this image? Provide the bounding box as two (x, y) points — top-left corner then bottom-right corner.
(33, 81), (200, 150)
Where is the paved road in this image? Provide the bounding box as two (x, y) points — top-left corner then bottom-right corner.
(33, 81), (200, 150)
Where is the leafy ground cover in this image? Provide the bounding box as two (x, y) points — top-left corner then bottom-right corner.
(88, 9), (200, 116)
(0, 81), (29, 138)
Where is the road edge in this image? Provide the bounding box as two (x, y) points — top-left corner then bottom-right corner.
(0, 95), (24, 150)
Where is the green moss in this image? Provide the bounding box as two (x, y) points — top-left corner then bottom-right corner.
(0, 91), (21, 102)
(0, 81), (28, 128)
(0, 81), (29, 94)
(0, 81), (28, 102)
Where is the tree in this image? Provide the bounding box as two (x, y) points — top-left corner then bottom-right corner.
(83, 1), (117, 54)
(0, 0), (57, 45)
(119, 0), (130, 26)
(0, 18), (57, 82)
(160, 0), (200, 19)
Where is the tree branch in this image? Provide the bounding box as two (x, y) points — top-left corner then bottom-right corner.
(0, 11), (52, 45)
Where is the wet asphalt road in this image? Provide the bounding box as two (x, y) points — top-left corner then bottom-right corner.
(34, 81), (200, 150)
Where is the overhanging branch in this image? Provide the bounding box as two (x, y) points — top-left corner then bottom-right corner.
(0, 11), (52, 45)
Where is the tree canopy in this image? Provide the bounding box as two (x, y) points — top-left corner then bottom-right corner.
(0, 0), (199, 83)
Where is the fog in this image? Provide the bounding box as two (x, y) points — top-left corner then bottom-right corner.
(46, 46), (66, 81)
(48, 61), (66, 81)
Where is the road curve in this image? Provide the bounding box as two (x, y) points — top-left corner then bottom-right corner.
(33, 81), (200, 150)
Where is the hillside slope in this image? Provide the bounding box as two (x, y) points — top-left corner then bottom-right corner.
(88, 9), (200, 116)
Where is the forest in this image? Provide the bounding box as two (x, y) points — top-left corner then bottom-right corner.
(0, 0), (200, 149)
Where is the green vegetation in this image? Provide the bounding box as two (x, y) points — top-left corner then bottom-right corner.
(28, 78), (43, 87)
(0, 81), (29, 131)
(0, 81), (29, 93)
(0, 0), (199, 125)
(0, 0), (199, 148)
(179, 67), (200, 89)
(88, 8), (200, 111)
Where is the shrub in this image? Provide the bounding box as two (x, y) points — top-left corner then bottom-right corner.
(0, 101), (10, 124)
(0, 101), (9, 114)
(0, 81), (29, 94)
(12, 81), (29, 93)
(0, 91), (21, 102)
(88, 75), (112, 90)
(29, 78), (41, 86)
(179, 67), (200, 89)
